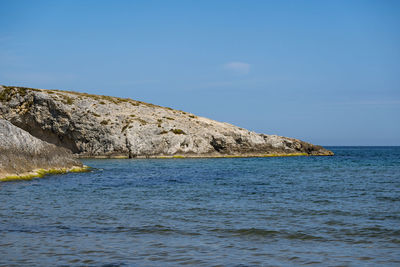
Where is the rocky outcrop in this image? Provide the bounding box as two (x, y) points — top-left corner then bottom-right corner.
(0, 85), (333, 158)
(0, 119), (86, 181)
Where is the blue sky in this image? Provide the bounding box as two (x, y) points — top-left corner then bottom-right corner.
(1, 0), (399, 145)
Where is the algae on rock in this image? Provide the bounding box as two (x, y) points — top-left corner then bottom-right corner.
(0, 119), (87, 181)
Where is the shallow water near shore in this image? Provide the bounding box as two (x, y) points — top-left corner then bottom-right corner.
(1, 147), (400, 266)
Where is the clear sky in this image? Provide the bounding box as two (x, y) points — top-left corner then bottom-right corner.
(1, 0), (399, 145)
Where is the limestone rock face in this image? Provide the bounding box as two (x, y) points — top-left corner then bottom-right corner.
(0, 119), (83, 179)
(0, 85), (333, 158)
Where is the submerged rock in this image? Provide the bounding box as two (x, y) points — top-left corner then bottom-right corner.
(0, 85), (333, 158)
(0, 119), (85, 181)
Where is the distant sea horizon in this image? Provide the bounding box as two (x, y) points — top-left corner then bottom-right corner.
(324, 145), (400, 147)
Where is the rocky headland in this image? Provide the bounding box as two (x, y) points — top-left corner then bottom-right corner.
(0, 119), (87, 181)
(0, 85), (333, 159)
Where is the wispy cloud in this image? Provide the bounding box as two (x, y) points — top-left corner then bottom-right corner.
(223, 61), (251, 75)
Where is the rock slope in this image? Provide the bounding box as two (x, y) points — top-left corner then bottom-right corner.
(0, 85), (333, 158)
(0, 119), (85, 181)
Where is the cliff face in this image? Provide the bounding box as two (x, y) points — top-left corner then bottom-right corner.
(0, 85), (333, 158)
(0, 119), (84, 180)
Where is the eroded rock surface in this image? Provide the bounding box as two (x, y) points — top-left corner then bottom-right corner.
(0, 85), (333, 158)
(0, 119), (83, 180)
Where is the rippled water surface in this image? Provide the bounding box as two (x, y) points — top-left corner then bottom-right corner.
(1, 147), (400, 266)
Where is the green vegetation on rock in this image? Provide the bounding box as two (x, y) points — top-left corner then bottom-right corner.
(171, 129), (186, 135)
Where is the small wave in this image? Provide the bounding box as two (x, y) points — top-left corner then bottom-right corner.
(113, 225), (201, 236)
(325, 220), (352, 226)
(0, 224), (201, 237)
(285, 232), (323, 240)
(228, 228), (281, 236)
(211, 228), (323, 240)
(340, 227), (400, 238)
(376, 196), (400, 202)
(312, 199), (332, 204)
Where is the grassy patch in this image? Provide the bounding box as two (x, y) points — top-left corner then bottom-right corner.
(170, 129), (186, 135)
(50, 90), (134, 105)
(1, 85), (181, 113)
(0, 87), (12, 102)
(55, 93), (75, 105)
(0, 86), (30, 102)
(65, 96), (74, 105)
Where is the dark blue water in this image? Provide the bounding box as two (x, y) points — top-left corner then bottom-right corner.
(1, 147), (400, 266)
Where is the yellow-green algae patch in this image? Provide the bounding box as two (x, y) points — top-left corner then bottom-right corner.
(79, 152), (332, 159)
(158, 155), (186, 159)
(261, 153), (309, 157)
(151, 153), (313, 159)
(0, 166), (91, 182)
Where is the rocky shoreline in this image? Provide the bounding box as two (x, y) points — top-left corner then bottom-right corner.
(0, 85), (333, 160)
(0, 84), (333, 180)
(78, 152), (323, 159)
(0, 119), (88, 181)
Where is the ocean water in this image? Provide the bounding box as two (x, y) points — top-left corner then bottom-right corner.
(1, 147), (399, 266)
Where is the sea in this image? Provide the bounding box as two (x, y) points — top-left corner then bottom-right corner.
(1, 147), (399, 266)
